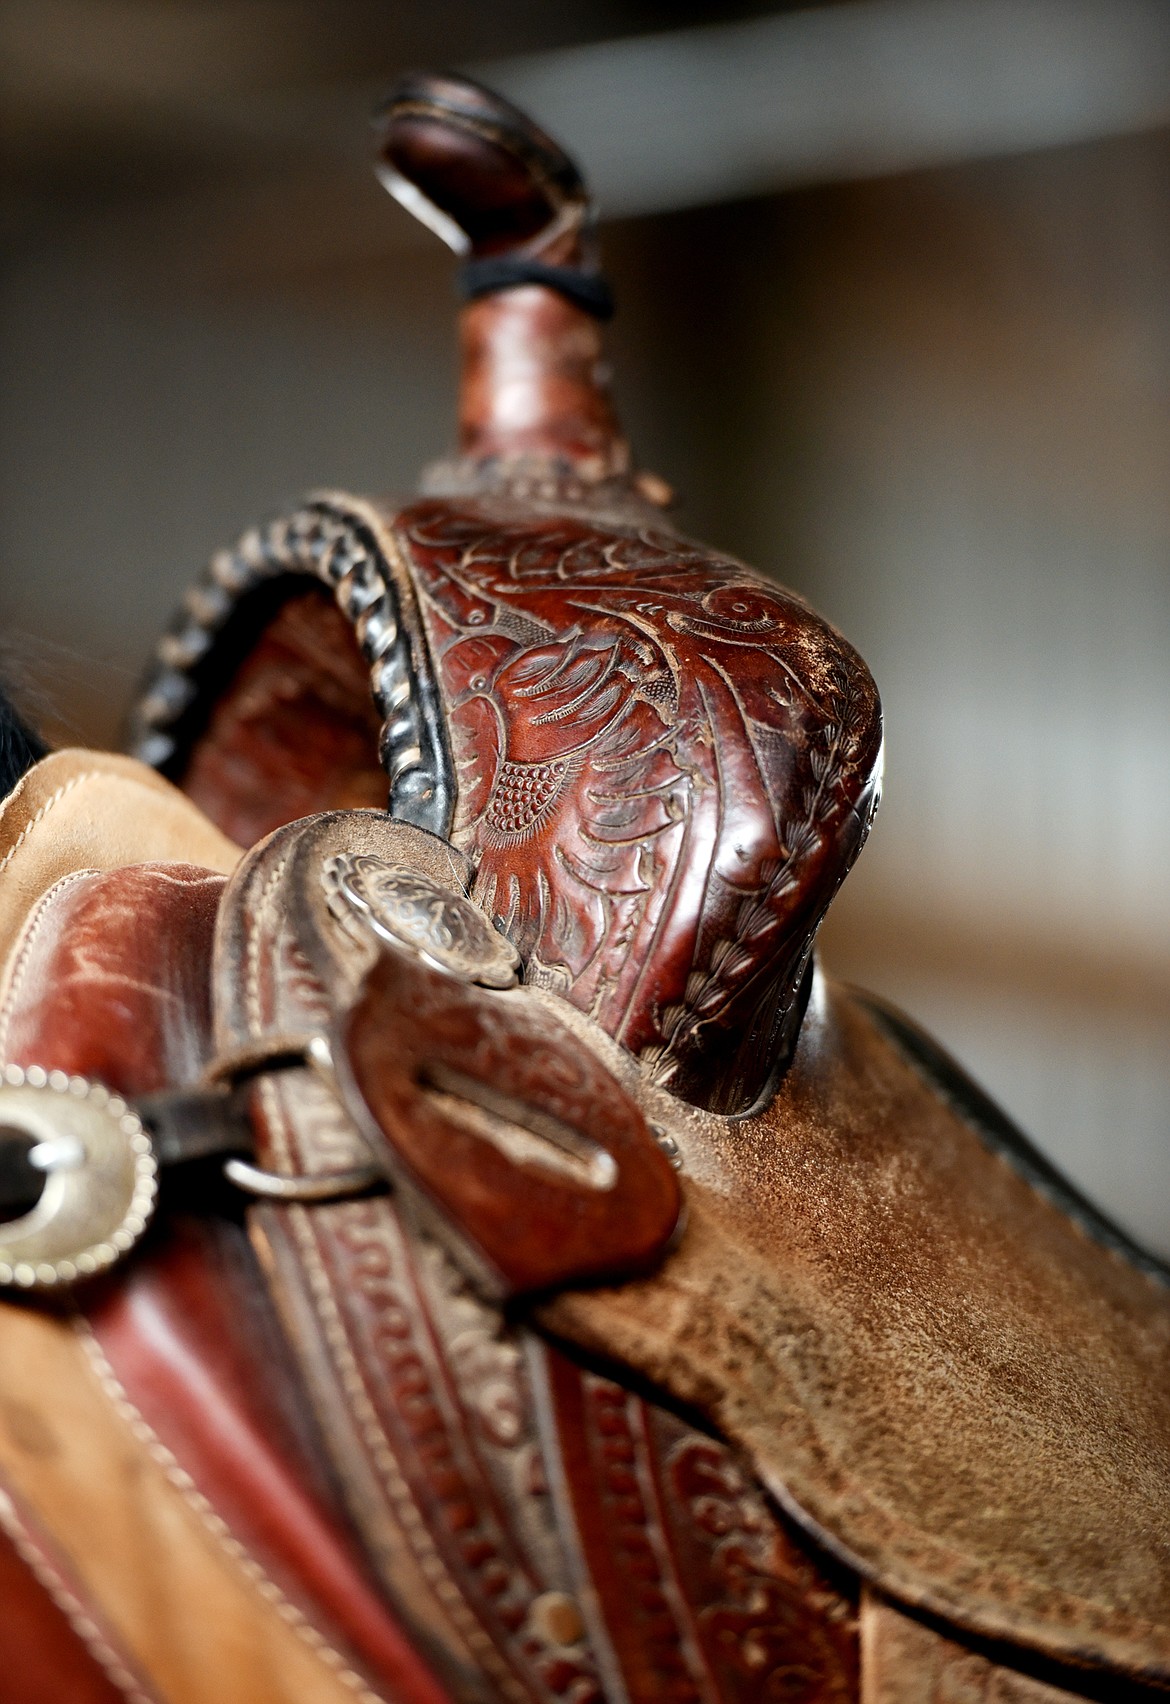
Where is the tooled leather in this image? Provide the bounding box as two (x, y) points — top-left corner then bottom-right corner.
(541, 973), (1170, 1686)
(136, 484), (880, 1117)
(220, 813), (861, 1703)
(218, 820), (606, 1703)
(535, 1346), (859, 1703)
(393, 498), (882, 1113)
(0, 851), (453, 1704)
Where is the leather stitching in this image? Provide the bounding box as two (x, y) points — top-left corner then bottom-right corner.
(243, 855), (531, 1700)
(0, 1482), (158, 1704)
(0, 865), (98, 1057)
(74, 1318), (387, 1704)
(0, 772), (97, 879)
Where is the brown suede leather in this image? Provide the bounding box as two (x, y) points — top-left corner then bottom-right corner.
(542, 973), (1170, 1686)
(860, 1593), (1084, 1703)
(0, 751), (240, 967)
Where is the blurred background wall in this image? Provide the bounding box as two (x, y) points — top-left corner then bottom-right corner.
(2, 0), (1168, 1250)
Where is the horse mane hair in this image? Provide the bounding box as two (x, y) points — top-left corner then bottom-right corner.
(0, 665), (47, 798)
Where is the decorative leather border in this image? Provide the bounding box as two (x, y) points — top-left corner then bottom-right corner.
(126, 495), (454, 836)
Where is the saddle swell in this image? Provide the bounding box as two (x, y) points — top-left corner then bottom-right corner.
(0, 68), (1165, 1704)
(128, 69), (883, 1118)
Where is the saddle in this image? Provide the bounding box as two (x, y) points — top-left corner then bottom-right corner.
(0, 75), (1167, 1704)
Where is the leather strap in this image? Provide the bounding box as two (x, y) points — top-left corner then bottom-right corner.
(215, 811), (607, 1702)
(0, 1475), (156, 1704)
(213, 806), (865, 1704)
(532, 1343), (859, 1703)
(0, 845), (452, 1704)
(0, 1299), (392, 1704)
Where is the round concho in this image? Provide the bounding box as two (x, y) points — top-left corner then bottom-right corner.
(0, 1066), (157, 1289)
(323, 852), (520, 989)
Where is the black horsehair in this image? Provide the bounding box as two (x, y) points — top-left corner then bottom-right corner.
(0, 657), (47, 798)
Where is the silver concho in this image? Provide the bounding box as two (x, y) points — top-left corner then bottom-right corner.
(322, 853), (520, 989)
(0, 1065), (157, 1289)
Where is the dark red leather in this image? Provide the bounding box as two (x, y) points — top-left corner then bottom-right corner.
(87, 1220), (455, 1704)
(345, 947), (681, 1298)
(183, 588), (388, 849)
(397, 499), (881, 1114)
(539, 1347), (859, 1703)
(1, 861), (223, 1094)
(0, 1493), (148, 1704)
(1, 859), (453, 1704)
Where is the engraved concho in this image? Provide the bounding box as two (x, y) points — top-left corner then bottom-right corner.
(0, 1066), (157, 1289)
(323, 853), (520, 989)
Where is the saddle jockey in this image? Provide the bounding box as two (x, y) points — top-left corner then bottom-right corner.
(0, 75), (1166, 1704)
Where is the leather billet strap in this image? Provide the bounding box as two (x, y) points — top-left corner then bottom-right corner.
(210, 808), (656, 1702)
(212, 808), (681, 1302)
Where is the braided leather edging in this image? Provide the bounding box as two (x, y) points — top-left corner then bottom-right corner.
(125, 496), (454, 836)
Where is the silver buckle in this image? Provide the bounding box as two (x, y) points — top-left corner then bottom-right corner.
(0, 1065), (157, 1289)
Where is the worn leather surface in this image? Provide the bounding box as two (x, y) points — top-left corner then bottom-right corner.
(0, 1297), (409, 1704)
(392, 497), (881, 1114)
(216, 811), (614, 1702)
(345, 945), (681, 1297)
(88, 1217), (455, 1704)
(0, 749), (240, 969)
(542, 972), (1170, 1685)
(0, 759), (1164, 1699)
(0, 860), (223, 1089)
(105, 63), (1170, 1701)
(217, 808), (860, 1703)
(860, 1594), (1087, 1703)
(0, 768), (453, 1703)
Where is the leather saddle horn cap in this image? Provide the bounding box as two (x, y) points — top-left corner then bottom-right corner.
(375, 72), (588, 257)
(128, 74), (884, 1117)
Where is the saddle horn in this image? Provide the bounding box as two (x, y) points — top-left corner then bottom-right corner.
(375, 73), (649, 502)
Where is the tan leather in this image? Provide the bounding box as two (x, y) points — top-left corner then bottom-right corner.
(0, 1481), (153, 1703)
(0, 751), (241, 980)
(860, 1593), (1082, 1702)
(0, 1300), (388, 1704)
(542, 972), (1170, 1685)
(0, 760), (398, 1702)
